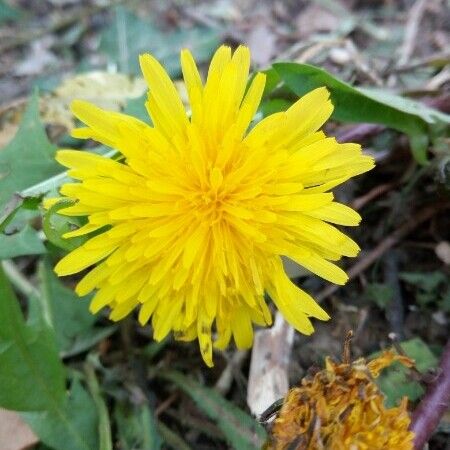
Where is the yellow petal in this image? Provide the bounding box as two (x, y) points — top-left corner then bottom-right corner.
(235, 72), (266, 138)
(278, 87), (333, 146)
(62, 222), (104, 238)
(214, 321), (232, 350)
(180, 48), (203, 122)
(70, 100), (146, 144)
(231, 307), (253, 349)
(43, 197), (60, 209)
(197, 311), (214, 367)
(307, 202), (362, 226)
(276, 193), (333, 212)
(55, 241), (119, 275)
(139, 53), (188, 134)
(286, 247), (348, 285)
(71, 127), (116, 148)
(75, 262), (111, 295)
(109, 297), (139, 321)
(89, 283), (118, 313)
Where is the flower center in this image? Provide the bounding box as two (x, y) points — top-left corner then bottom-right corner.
(190, 166), (230, 224)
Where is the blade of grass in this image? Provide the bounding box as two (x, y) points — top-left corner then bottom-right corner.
(156, 422), (193, 450)
(84, 361), (113, 450)
(159, 370), (266, 450)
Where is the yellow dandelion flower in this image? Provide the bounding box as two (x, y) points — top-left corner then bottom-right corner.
(49, 45), (374, 366)
(265, 349), (415, 450)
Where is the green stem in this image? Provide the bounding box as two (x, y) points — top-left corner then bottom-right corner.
(1, 260), (40, 298)
(84, 362), (113, 450)
(21, 149), (117, 197)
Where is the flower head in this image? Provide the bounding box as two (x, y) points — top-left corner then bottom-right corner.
(50, 45), (374, 366)
(265, 350), (415, 450)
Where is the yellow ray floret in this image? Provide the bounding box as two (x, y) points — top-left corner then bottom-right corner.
(51, 45), (374, 366)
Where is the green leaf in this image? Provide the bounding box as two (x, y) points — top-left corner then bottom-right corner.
(261, 67), (281, 96)
(0, 276), (98, 449)
(124, 93), (150, 123)
(376, 338), (438, 407)
(157, 421), (191, 450)
(60, 326), (118, 359)
(22, 380), (99, 450)
(0, 224), (46, 259)
(115, 402), (162, 450)
(161, 371), (266, 450)
(37, 260), (97, 353)
(100, 7), (220, 76)
(0, 0), (22, 23)
(34, 257), (117, 359)
(273, 62), (450, 164)
(365, 282), (394, 310)
(358, 87), (450, 125)
(0, 266), (65, 411)
(400, 271), (449, 309)
(0, 92), (62, 208)
(400, 271), (447, 292)
(259, 98), (292, 117)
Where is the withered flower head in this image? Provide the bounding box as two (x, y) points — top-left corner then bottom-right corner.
(265, 348), (415, 450)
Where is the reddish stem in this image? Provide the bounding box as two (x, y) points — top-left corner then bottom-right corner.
(410, 339), (450, 449)
(336, 124), (384, 143)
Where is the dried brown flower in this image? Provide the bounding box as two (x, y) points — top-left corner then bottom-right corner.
(265, 349), (415, 450)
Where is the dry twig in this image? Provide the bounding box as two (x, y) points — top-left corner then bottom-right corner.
(388, 50), (450, 74)
(336, 124), (385, 143)
(316, 203), (450, 302)
(398, 0), (428, 67)
(215, 350), (248, 395)
(351, 182), (398, 211)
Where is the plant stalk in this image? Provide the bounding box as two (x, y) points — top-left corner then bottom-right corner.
(410, 339), (450, 449)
